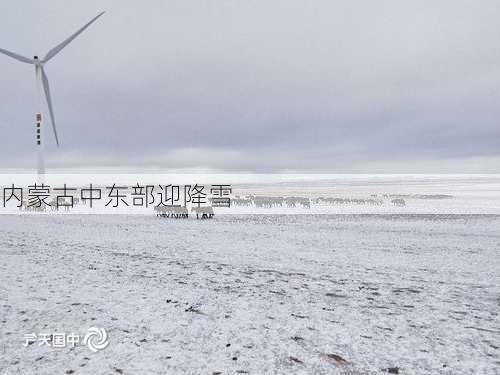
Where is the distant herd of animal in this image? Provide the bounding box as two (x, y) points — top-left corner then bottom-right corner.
(153, 195), (411, 218)
(228, 193), (451, 209)
(15, 195), (411, 213)
(231, 195), (408, 208)
(13, 192), (452, 214)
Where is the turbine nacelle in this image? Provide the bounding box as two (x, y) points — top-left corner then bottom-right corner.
(33, 56), (43, 66)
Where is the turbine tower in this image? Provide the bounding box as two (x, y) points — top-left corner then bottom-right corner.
(0, 12), (105, 180)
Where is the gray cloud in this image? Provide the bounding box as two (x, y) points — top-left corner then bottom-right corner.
(0, 0), (499, 172)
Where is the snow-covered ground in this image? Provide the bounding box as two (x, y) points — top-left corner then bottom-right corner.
(1, 214), (499, 374)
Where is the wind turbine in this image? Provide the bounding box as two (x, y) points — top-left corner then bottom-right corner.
(0, 12), (105, 179)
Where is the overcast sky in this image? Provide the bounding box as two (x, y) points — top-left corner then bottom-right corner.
(0, 0), (499, 172)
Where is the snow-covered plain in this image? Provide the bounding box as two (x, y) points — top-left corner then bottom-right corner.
(1, 214), (499, 374)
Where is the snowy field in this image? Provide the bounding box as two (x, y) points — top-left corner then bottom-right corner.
(0, 214), (499, 374)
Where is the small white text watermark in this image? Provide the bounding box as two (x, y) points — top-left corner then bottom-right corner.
(23, 326), (109, 353)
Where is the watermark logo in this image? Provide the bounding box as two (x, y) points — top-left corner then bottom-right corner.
(83, 326), (109, 352)
(23, 327), (109, 353)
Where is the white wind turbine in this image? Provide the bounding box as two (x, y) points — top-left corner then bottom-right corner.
(0, 12), (105, 179)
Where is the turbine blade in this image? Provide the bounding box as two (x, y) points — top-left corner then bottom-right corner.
(0, 48), (34, 64)
(41, 68), (60, 146)
(43, 11), (105, 62)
